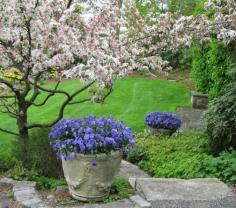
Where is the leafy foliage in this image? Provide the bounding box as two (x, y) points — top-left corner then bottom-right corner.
(128, 131), (208, 179)
(5, 161), (66, 189)
(0, 151), (17, 173)
(199, 150), (236, 184)
(205, 68), (236, 154)
(35, 176), (67, 190)
(104, 177), (135, 202)
(14, 128), (63, 178)
(168, 0), (201, 15)
(127, 131), (236, 184)
(191, 39), (236, 99)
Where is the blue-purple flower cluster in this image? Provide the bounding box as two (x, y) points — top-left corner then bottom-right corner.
(145, 111), (182, 131)
(48, 115), (135, 160)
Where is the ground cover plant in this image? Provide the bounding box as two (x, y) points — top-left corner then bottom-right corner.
(127, 131), (236, 184)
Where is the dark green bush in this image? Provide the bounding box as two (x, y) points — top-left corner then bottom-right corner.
(191, 38), (235, 99)
(205, 69), (236, 154)
(14, 128), (63, 178)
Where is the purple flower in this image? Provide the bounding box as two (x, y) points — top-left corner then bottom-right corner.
(145, 111), (182, 131)
(91, 160), (97, 167)
(48, 115), (135, 160)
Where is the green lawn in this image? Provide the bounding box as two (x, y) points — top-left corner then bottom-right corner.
(0, 77), (191, 153)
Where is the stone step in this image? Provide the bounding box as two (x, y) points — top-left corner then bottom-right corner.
(176, 107), (206, 131)
(135, 178), (236, 208)
(118, 160), (151, 179)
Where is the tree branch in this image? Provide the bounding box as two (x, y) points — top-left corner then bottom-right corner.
(68, 98), (91, 105)
(102, 87), (113, 103)
(35, 84), (71, 98)
(30, 80), (61, 107)
(0, 78), (20, 96)
(67, 0), (73, 9)
(27, 80), (95, 129)
(0, 127), (19, 136)
(0, 95), (15, 99)
(0, 109), (17, 118)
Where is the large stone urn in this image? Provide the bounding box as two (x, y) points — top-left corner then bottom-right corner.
(62, 151), (122, 202)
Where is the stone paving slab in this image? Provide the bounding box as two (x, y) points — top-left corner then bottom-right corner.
(176, 107), (206, 131)
(61, 199), (136, 208)
(118, 160), (151, 179)
(130, 195), (152, 208)
(135, 178), (236, 208)
(0, 177), (48, 208)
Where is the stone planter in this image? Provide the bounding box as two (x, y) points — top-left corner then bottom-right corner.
(62, 151), (122, 202)
(191, 91), (208, 109)
(148, 127), (174, 135)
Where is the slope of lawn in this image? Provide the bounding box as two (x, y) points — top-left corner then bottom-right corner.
(0, 77), (191, 154)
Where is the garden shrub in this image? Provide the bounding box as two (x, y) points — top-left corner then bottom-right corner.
(14, 128), (63, 178)
(191, 38), (235, 99)
(205, 69), (236, 154)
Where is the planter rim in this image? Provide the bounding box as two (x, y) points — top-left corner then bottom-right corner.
(62, 151), (122, 161)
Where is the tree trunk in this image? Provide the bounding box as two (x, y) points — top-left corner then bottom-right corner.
(17, 100), (29, 139)
(16, 100), (29, 166)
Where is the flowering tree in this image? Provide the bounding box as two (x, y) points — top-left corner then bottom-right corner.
(0, 0), (124, 139)
(0, 0), (235, 139)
